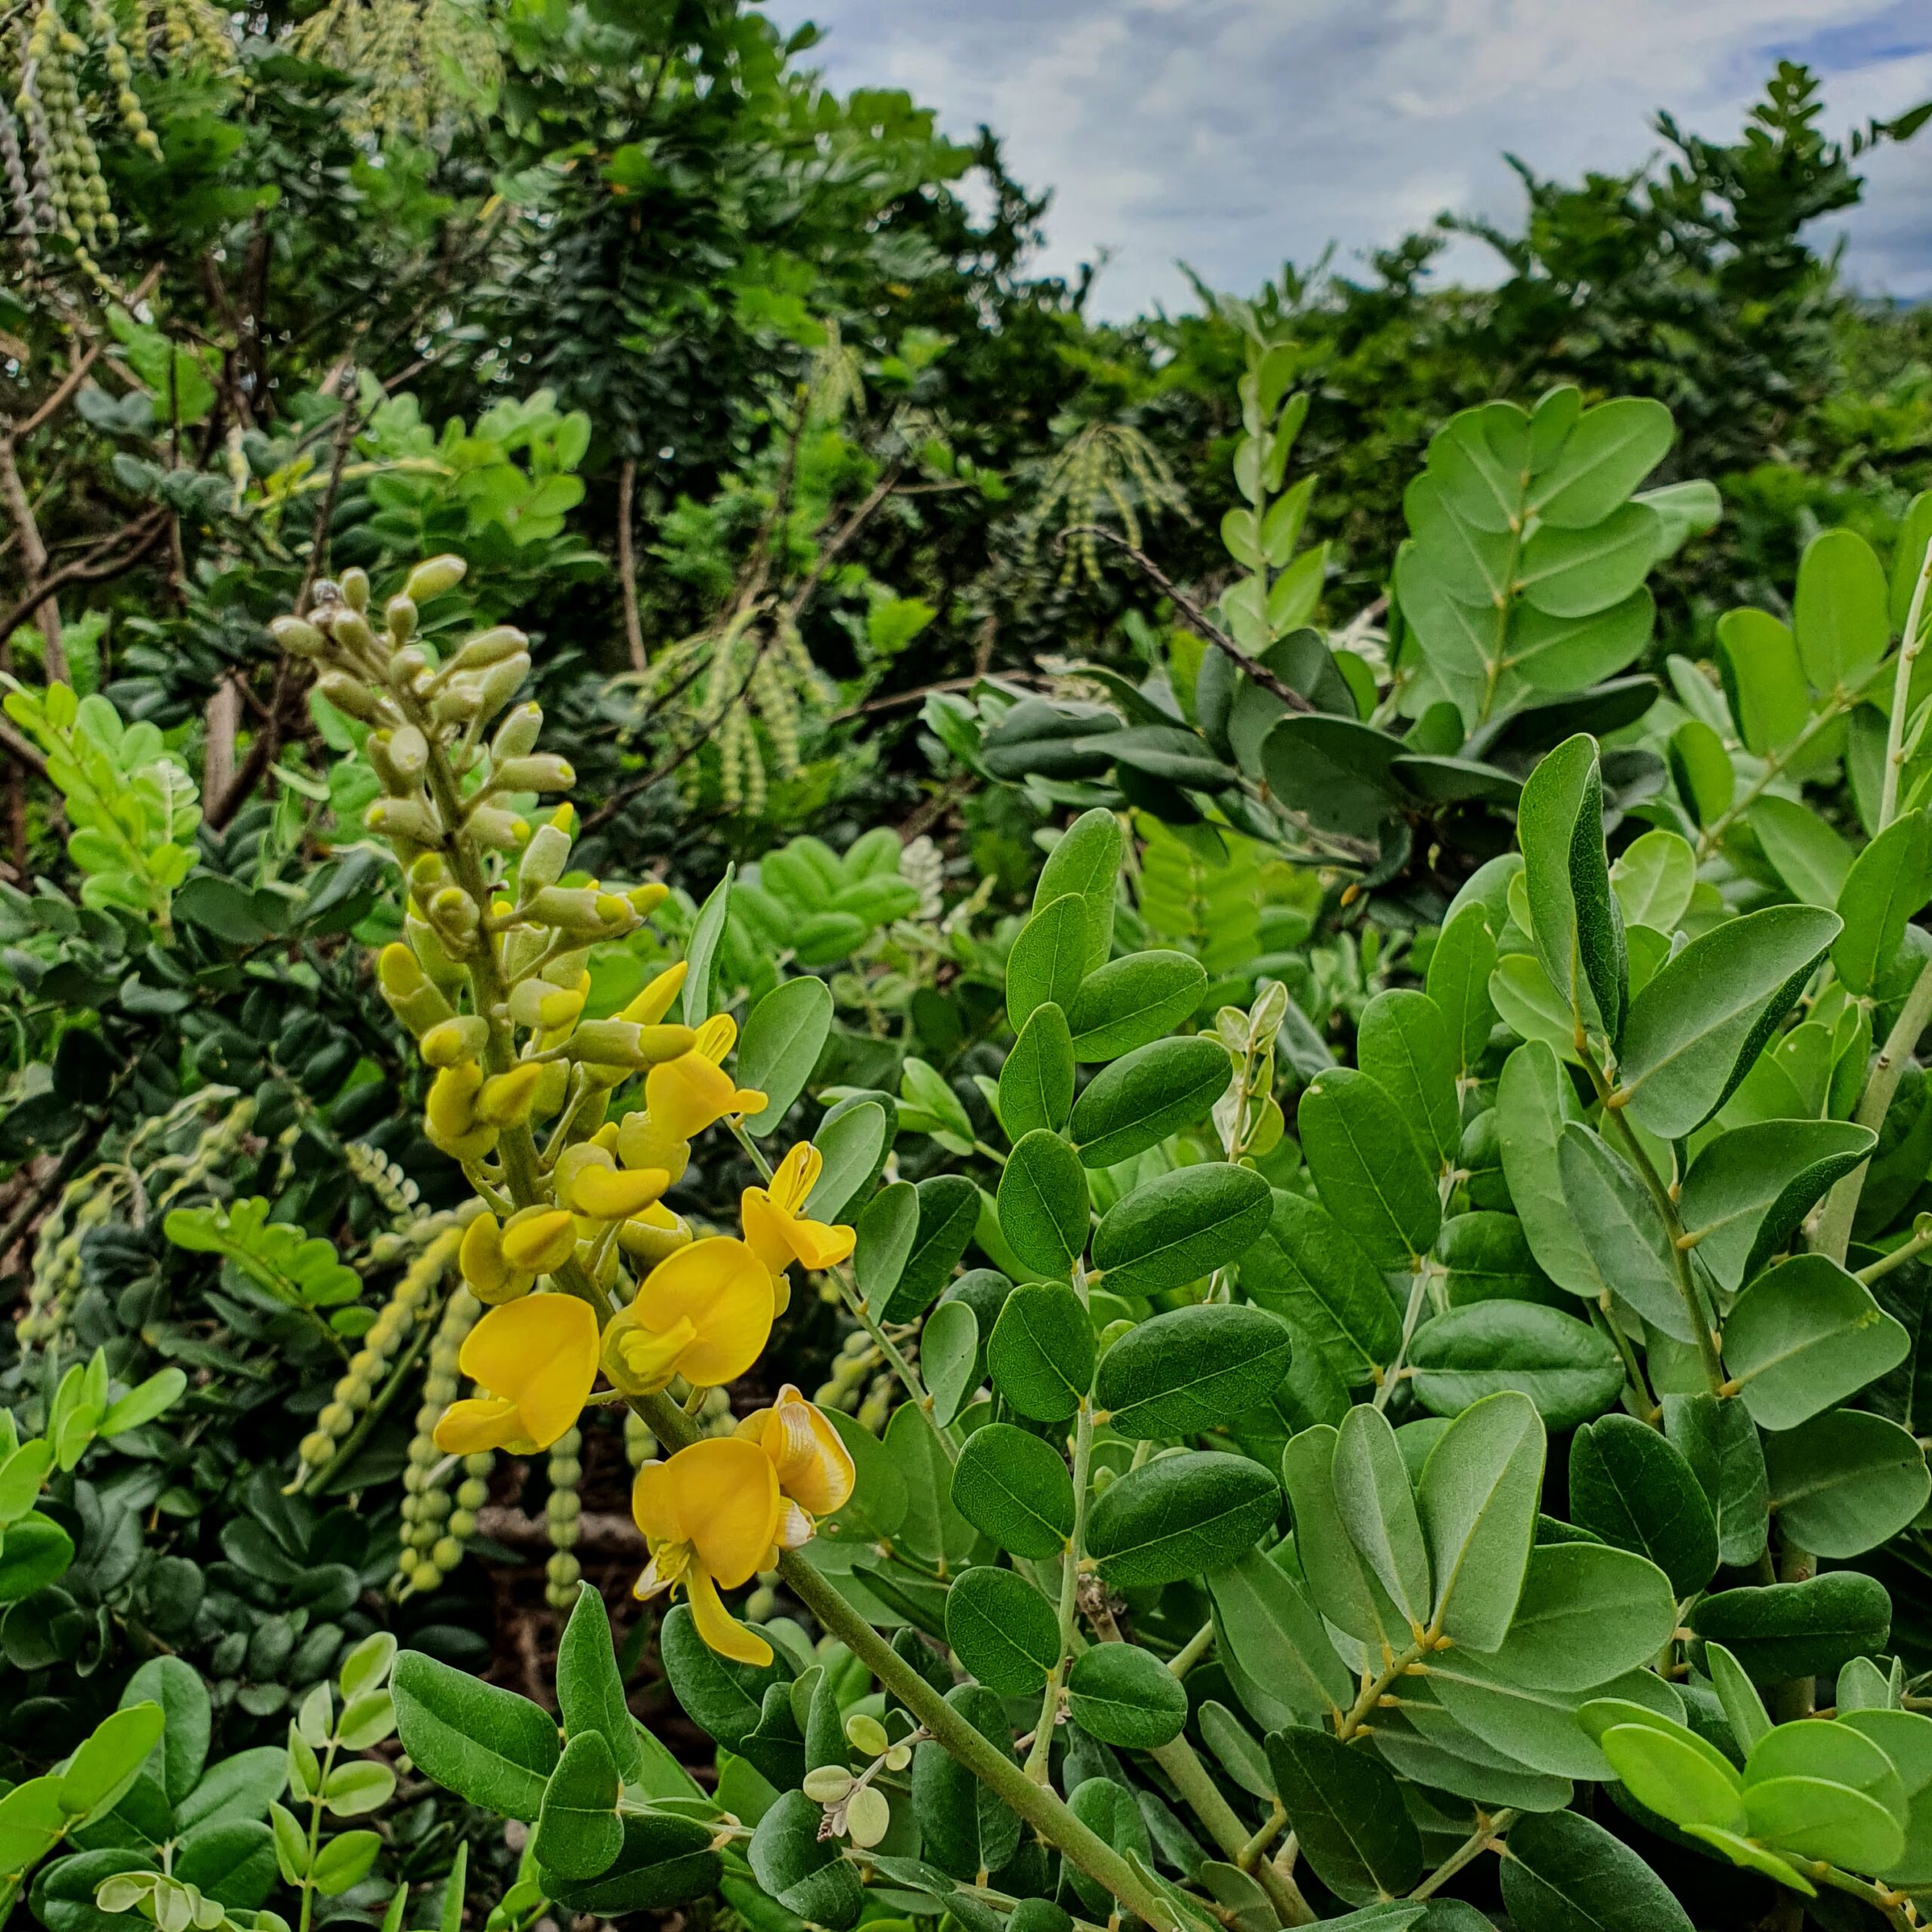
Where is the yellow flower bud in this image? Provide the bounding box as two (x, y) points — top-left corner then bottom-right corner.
(509, 977), (588, 1032)
(420, 1017), (489, 1068)
(572, 1164), (669, 1221)
(460, 1214), (533, 1305)
(476, 1062), (545, 1128)
(571, 1020), (695, 1069)
(501, 1208), (577, 1275)
(617, 1203), (692, 1266)
(616, 1111), (691, 1186)
(426, 1061), (485, 1139)
(377, 943), (454, 1036)
(493, 756), (575, 793)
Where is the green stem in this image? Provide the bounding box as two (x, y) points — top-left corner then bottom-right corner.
(1813, 951), (1932, 1265)
(1878, 537), (1932, 832)
(1811, 1860), (1921, 1932)
(1374, 1264), (1433, 1412)
(1168, 1619), (1215, 1678)
(1694, 688), (1869, 862)
(1151, 1734), (1313, 1926)
(1593, 1295), (1660, 1424)
(1337, 1643), (1426, 1743)
(1589, 1056), (1724, 1395)
(1024, 1398), (1093, 1783)
(1858, 1220), (1932, 1286)
(1410, 1810), (1515, 1900)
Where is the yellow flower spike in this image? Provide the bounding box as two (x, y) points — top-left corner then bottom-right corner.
(500, 1207), (578, 1275)
(741, 1142), (857, 1277)
(433, 1293), (600, 1456)
(631, 1437), (781, 1666)
(459, 1213), (534, 1305)
(617, 961), (688, 1027)
(737, 1383), (857, 1520)
(617, 1203), (693, 1267)
(645, 1016), (768, 1140)
(475, 1062), (545, 1128)
(602, 1236), (774, 1393)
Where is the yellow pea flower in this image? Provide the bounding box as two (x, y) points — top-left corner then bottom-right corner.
(615, 1110), (691, 1189)
(741, 1143), (857, 1277)
(645, 1014), (767, 1140)
(631, 1437), (781, 1666)
(501, 1207), (577, 1275)
(554, 1143), (669, 1221)
(737, 1383), (856, 1527)
(433, 1294), (599, 1455)
(601, 1236), (774, 1394)
(475, 1062), (544, 1128)
(459, 1211), (534, 1305)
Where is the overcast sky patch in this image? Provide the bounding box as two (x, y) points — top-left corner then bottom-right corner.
(762, 0), (1932, 317)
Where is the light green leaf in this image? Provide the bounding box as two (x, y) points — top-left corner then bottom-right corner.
(1724, 1254), (1910, 1431)
(1414, 1389), (1544, 1652)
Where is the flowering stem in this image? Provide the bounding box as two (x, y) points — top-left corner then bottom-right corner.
(633, 1389), (1179, 1931)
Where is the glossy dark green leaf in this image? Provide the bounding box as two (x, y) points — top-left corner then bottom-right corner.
(1357, 989), (1461, 1169)
(1035, 808), (1122, 976)
(1518, 733), (1625, 1041)
(1615, 906), (1842, 1138)
(912, 1685), (1023, 1881)
(1063, 1777), (1155, 1919)
(995, 1130), (1089, 1278)
(1266, 1726), (1422, 1906)
(1408, 1304), (1622, 1429)
(1438, 1211), (1564, 1309)
(1066, 951), (1209, 1062)
(1663, 1392), (1770, 1570)
(945, 1567), (1060, 1695)
(1669, 718), (1734, 826)
(1567, 1414), (1718, 1597)
(1795, 527), (1890, 690)
(556, 1586), (645, 1785)
(986, 1281), (1094, 1421)
(1690, 1574), (1893, 1686)
(1238, 1189), (1400, 1387)
(657, 1603), (791, 1756)
(1300, 1066), (1441, 1266)
(1084, 1452), (1281, 1586)
(1069, 1035), (1231, 1168)
(1091, 1163), (1273, 1297)
(1426, 905), (1498, 1079)
(1095, 1304), (1294, 1439)
(531, 1731), (622, 1881)
(998, 1002), (1075, 1140)
(1835, 811), (1932, 995)
(855, 1180), (919, 1315)
(749, 1789), (864, 1929)
(1500, 1807), (1692, 1932)
(392, 1652), (559, 1824)
(949, 1425), (1073, 1559)
(1066, 1645), (1188, 1749)
(882, 1177), (982, 1324)
(544, 1814), (720, 1917)
(1260, 714), (1411, 841)
(1008, 894), (1091, 1032)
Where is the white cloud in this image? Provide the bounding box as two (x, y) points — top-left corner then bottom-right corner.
(764, 0), (1932, 314)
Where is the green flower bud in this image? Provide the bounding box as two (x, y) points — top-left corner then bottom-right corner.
(365, 796), (442, 844)
(340, 567), (370, 612)
(386, 595), (417, 643)
(492, 755), (574, 793)
(328, 607), (375, 654)
(518, 818), (574, 896)
(270, 615), (328, 658)
(491, 702), (543, 761)
(404, 554), (467, 603)
(316, 672), (387, 724)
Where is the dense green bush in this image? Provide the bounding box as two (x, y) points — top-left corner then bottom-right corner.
(2, 5), (1932, 1931)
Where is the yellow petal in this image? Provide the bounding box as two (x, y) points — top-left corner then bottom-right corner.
(603, 1308), (698, 1394)
(458, 1293), (599, 1450)
(739, 1186), (794, 1274)
(771, 1143), (821, 1214)
(761, 1386), (857, 1517)
(574, 1164), (669, 1220)
(645, 1052), (740, 1140)
(475, 1062), (543, 1127)
(787, 1216), (855, 1271)
(732, 1084), (769, 1121)
(630, 1459), (680, 1543)
(618, 959), (688, 1026)
(682, 1438), (783, 1586)
(500, 1209), (577, 1274)
(685, 1567), (773, 1666)
(433, 1395), (522, 1455)
(636, 1237), (774, 1387)
(694, 1014), (737, 1065)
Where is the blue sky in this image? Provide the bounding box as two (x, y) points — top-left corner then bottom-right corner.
(763, 0), (1932, 318)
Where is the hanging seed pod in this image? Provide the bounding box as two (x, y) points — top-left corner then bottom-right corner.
(543, 1424), (582, 1610)
(392, 1284), (481, 1595)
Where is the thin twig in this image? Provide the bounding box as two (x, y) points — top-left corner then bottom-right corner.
(0, 506), (170, 645)
(617, 456), (646, 673)
(14, 263), (165, 441)
(1057, 524), (1315, 714)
